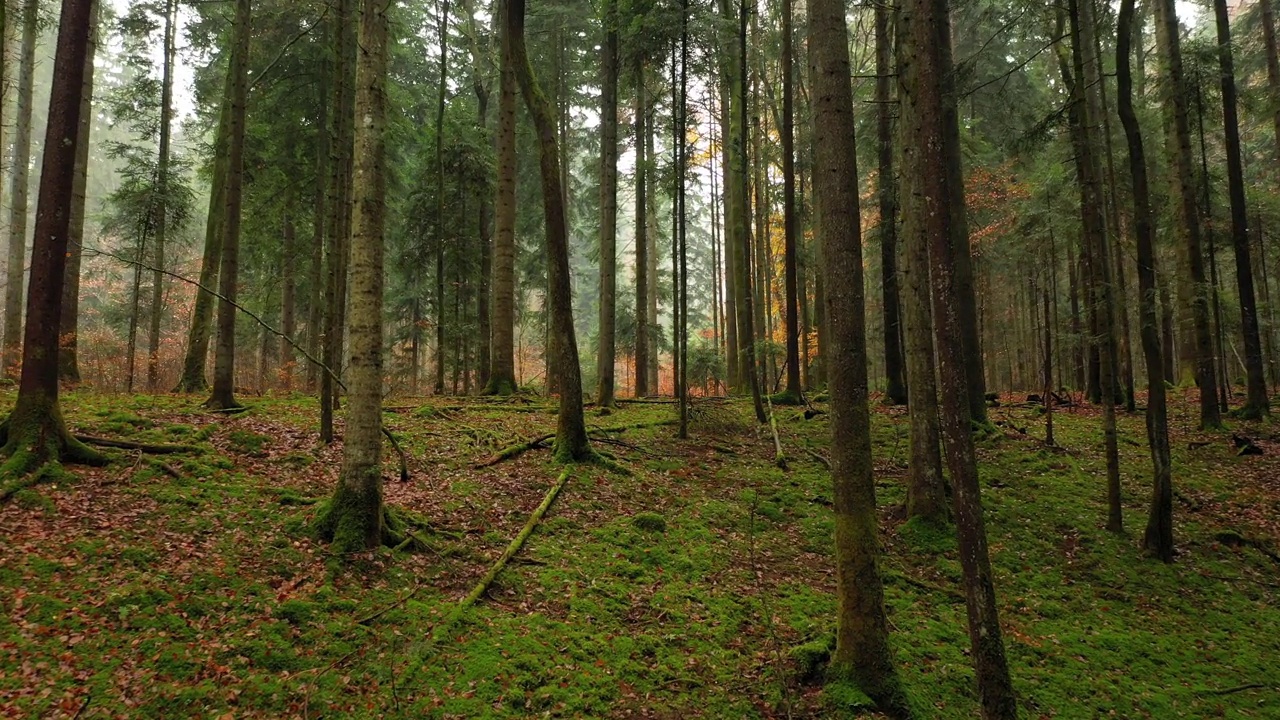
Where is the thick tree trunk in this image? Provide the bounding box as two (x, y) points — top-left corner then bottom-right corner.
(597, 0), (619, 407)
(2, 0), (39, 377)
(322, 0), (355, 437)
(484, 0), (518, 396)
(1117, 0), (1173, 562)
(1, 0), (106, 472)
(146, 0), (177, 392)
(316, 0), (388, 553)
(60, 0), (100, 385)
(1212, 0), (1268, 418)
(508, 0), (590, 461)
(1153, 0), (1220, 428)
(899, 0), (1017, 714)
(205, 0), (252, 411)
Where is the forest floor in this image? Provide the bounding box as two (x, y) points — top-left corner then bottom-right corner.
(2, 388), (1279, 719)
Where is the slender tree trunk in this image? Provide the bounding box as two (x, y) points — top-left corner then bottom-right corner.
(146, 0), (177, 392)
(322, 0), (356, 437)
(810, 0), (907, 707)
(307, 74), (329, 392)
(316, 0), (389, 553)
(633, 59), (650, 397)
(900, 0), (1017, 713)
(175, 69), (232, 394)
(484, 0), (518, 395)
(1117, 0), (1173, 561)
(677, 2), (688, 436)
(466, 5), (492, 391)
(2, 0), (39, 377)
(60, 0), (100, 385)
(736, 0), (764, 423)
(508, 0), (590, 460)
(0, 0), (106, 471)
(125, 217), (151, 393)
(205, 0), (252, 411)
(776, 0), (802, 402)
(597, 0), (619, 407)
(1213, 0), (1268, 418)
(1261, 0), (1280, 166)
(715, 42), (738, 391)
(877, 0), (906, 407)
(280, 205), (297, 389)
(433, 0), (450, 395)
(1153, 0), (1220, 428)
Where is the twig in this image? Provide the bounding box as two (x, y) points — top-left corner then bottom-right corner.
(75, 434), (198, 454)
(803, 446), (830, 469)
(357, 583), (423, 626)
(1202, 683), (1268, 696)
(765, 395), (788, 469)
(72, 694), (91, 720)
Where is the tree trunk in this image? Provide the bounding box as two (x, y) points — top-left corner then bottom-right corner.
(433, 0), (450, 395)
(465, 4), (491, 391)
(0, 0), (106, 472)
(205, 0), (252, 411)
(877, 0), (906, 407)
(321, 0), (356, 437)
(1213, 0), (1268, 418)
(1117, 0), (1173, 562)
(484, 0), (518, 396)
(507, 0), (590, 461)
(2, 0), (40, 377)
(280, 204), (297, 389)
(316, 0), (388, 553)
(60, 0), (100, 385)
(899, 0), (1017, 713)
(1153, 0), (1220, 428)
(633, 59), (650, 397)
(307, 73), (328, 392)
(146, 0), (177, 392)
(597, 0), (619, 407)
(809, 0), (907, 708)
(736, 0), (764, 423)
(1261, 0), (1280, 166)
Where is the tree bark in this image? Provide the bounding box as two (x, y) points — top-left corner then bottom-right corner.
(433, 0), (450, 396)
(899, 0), (1017, 713)
(205, 0), (252, 411)
(809, 0), (906, 708)
(2, 0), (40, 377)
(597, 0), (619, 407)
(1153, 0), (1220, 428)
(1212, 0), (1268, 418)
(0, 0), (106, 472)
(146, 0), (177, 392)
(60, 0), (101, 385)
(316, 0), (388, 553)
(633, 59), (650, 397)
(507, 0), (590, 461)
(877, 0), (906, 407)
(484, 0), (518, 396)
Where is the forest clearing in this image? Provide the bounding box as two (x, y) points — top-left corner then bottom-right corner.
(2, 390), (1278, 718)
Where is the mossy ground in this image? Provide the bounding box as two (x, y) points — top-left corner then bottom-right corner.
(2, 388), (1279, 717)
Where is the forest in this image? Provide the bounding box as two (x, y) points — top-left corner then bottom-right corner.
(1, 0), (1280, 715)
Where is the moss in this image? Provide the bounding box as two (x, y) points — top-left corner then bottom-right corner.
(631, 512), (667, 533)
(769, 389), (805, 406)
(790, 635), (835, 683)
(481, 377), (519, 396)
(312, 474), (385, 554)
(228, 430), (270, 456)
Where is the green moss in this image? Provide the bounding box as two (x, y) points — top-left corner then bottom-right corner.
(227, 430), (271, 456)
(631, 512), (667, 533)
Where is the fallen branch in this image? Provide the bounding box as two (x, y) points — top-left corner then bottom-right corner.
(803, 447), (831, 469)
(74, 435), (199, 454)
(885, 571), (966, 601)
(1201, 683), (1269, 696)
(474, 434), (555, 468)
(433, 468), (573, 641)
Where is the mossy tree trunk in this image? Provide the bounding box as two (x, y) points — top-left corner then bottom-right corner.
(809, 0), (906, 710)
(484, 0), (518, 396)
(2, 0), (106, 474)
(205, 0), (251, 411)
(507, 0), (590, 461)
(316, 0), (389, 554)
(60, 0), (101, 386)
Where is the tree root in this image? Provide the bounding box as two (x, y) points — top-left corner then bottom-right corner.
(0, 463), (75, 503)
(381, 427), (410, 481)
(73, 435), (200, 454)
(474, 419), (678, 468)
